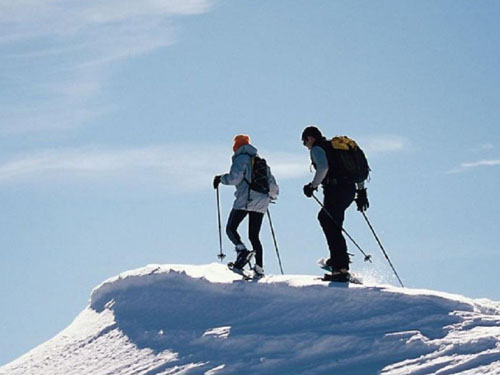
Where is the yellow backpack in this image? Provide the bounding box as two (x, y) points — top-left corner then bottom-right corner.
(326, 136), (370, 184)
(331, 136), (360, 151)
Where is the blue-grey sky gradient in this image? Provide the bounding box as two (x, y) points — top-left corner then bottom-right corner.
(1, 0), (499, 365)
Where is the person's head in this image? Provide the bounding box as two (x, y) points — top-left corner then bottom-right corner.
(233, 134), (251, 152)
(301, 126), (323, 150)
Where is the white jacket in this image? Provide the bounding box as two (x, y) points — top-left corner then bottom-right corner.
(221, 144), (279, 213)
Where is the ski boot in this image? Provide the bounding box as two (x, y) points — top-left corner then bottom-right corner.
(228, 249), (255, 271)
(317, 257), (334, 272)
(252, 264), (265, 278)
(322, 269), (350, 283)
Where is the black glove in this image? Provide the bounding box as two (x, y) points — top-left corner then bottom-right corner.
(213, 175), (222, 189)
(355, 188), (369, 212)
(303, 183), (316, 198)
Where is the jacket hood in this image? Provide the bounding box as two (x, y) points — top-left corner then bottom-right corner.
(233, 144), (258, 157)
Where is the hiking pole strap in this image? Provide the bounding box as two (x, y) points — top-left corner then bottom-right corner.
(267, 209), (284, 275)
(311, 193), (372, 262)
(361, 212), (404, 288)
(216, 187), (225, 261)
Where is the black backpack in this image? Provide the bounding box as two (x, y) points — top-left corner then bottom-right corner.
(245, 156), (270, 194)
(320, 136), (370, 184)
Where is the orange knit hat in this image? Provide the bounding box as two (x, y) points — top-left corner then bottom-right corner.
(233, 134), (251, 152)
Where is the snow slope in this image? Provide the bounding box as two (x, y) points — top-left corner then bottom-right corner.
(2, 263), (500, 375)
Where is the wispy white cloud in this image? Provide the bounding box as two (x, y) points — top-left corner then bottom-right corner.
(0, 139), (411, 191)
(0, 0), (214, 134)
(478, 143), (494, 151)
(0, 1), (212, 45)
(461, 160), (500, 168)
(448, 159), (500, 174)
(469, 143), (495, 153)
(0, 145), (217, 190)
(0, 145), (309, 191)
(357, 135), (408, 155)
(262, 151), (310, 180)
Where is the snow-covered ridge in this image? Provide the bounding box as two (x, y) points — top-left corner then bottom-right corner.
(2, 263), (500, 375)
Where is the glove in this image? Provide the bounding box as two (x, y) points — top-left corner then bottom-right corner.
(355, 188), (369, 212)
(213, 175), (222, 189)
(303, 183), (316, 198)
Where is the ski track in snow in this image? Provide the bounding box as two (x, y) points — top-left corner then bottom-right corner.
(1, 263), (500, 375)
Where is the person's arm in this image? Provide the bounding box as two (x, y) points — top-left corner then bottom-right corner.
(310, 146), (328, 188)
(221, 155), (246, 186)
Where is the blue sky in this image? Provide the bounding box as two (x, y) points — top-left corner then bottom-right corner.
(1, 0), (500, 365)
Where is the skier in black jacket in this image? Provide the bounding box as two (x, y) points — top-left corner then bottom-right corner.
(301, 126), (369, 281)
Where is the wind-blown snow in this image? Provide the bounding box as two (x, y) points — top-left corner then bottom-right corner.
(2, 263), (500, 375)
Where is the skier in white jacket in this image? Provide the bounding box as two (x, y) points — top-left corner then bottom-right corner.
(214, 134), (279, 276)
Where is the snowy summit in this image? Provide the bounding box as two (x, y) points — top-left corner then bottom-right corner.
(1, 263), (500, 375)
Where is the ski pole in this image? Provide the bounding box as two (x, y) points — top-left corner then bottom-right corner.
(216, 187), (226, 261)
(311, 192), (372, 263)
(361, 211), (404, 288)
(267, 209), (284, 275)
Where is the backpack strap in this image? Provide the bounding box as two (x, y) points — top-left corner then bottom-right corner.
(237, 154), (254, 202)
(241, 154), (254, 185)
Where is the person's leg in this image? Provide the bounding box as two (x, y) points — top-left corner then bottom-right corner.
(318, 185), (355, 272)
(318, 207), (347, 270)
(248, 211), (265, 268)
(226, 209), (248, 249)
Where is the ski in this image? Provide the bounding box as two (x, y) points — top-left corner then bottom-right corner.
(316, 257), (362, 284)
(227, 264), (264, 281)
(227, 263), (254, 280)
(317, 273), (363, 284)
(227, 250), (256, 280)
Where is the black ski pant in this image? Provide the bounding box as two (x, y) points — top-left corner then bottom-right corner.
(226, 209), (265, 267)
(318, 184), (356, 272)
